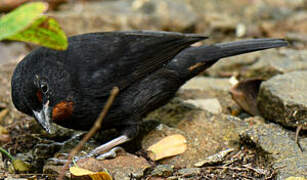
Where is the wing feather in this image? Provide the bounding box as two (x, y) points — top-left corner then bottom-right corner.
(65, 31), (207, 93)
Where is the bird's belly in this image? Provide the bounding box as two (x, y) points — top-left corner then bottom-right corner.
(55, 68), (184, 131)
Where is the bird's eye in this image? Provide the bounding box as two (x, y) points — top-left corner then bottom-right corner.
(40, 84), (48, 94)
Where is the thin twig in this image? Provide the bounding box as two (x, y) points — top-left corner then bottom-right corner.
(58, 86), (120, 180)
(295, 124), (303, 152)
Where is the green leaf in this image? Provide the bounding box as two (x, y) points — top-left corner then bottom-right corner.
(7, 16), (68, 50)
(12, 159), (31, 172)
(0, 2), (48, 41)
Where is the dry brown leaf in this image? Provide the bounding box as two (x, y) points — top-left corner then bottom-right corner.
(147, 134), (187, 161)
(0, 134), (10, 142)
(70, 166), (93, 176)
(230, 79), (263, 116)
(0, 125), (8, 134)
(89, 173), (113, 180)
(0, 108), (9, 122)
(0, 125), (10, 142)
(70, 166), (113, 180)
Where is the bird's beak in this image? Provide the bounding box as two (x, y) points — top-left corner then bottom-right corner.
(32, 100), (55, 134)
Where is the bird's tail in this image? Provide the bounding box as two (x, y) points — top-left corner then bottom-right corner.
(167, 38), (288, 80)
(212, 38), (287, 59)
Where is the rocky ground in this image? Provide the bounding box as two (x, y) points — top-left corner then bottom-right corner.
(0, 0), (306, 179)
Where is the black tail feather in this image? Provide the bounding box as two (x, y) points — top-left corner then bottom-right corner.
(167, 38), (288, 80)
(214, 38), (288, 59)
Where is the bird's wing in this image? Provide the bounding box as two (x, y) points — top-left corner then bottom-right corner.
(66, 31), (207, 92)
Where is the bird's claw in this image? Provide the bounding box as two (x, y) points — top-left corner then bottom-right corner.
(47, 157), (69, 165)
(47, 154), (86, 166)
(96, 146), (125, 160)
(46, 147), (124, 165)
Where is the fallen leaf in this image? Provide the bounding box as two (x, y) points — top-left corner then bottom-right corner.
(12, 159), (31, 172)
(0, 134), (10, 142)
(0, 108), (9, 122)
(0, 125), (8, 134)
(70, 166), (94, 176)
(285, 177), (306, 180)
(230, 79), (263, 116)
(147, 134), (187, 161)
(184, 98), (222, 114)
(0, 125), (10, 142)
(70, 166), (113, 180)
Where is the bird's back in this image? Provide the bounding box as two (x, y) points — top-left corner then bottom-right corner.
(59, 31), (206, 95)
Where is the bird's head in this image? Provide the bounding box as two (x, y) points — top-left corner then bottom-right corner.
(11, 48), (76, 134)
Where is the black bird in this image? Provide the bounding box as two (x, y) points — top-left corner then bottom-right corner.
(11, 31), (287, 157)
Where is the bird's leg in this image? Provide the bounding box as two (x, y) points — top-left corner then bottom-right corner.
(47, 135), (128, 164)
(48, 124), (139, 164)
(57, 135), (130, 164)
(84, 123), (139, 160)
(87, 134), (130, 157)
(96, 147), (125, 160)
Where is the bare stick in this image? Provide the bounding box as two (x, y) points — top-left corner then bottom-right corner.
(58, 86), (120, 180)
(295, 125), (303, 152)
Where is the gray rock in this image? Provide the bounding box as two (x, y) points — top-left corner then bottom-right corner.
(206, 50), (263, 77)
(240, 120), (307, 179)
(207, 49), (307, 79)
(178, 77), (238, 115)
(257, 71), (307, 129)
(194, 148), (234, 167)
(50, 0), (198, 36)
(180, 77), (232, 92)
(145, 98), (197, 127)
(184, 98), (222, 114)
(177, 168), (201, 176)
(244, 49), (307, 79)
(151, 164), (174, 177)
(286, 32), (307, 45)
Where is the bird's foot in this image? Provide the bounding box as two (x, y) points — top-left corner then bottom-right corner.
(47, 153), (70, 165)
(96, 146), (125, 160)
(47, 152), (88, 165)
(87, 135), (130, 157)
(46, 134), (130, 165)
(46, 146), (125, 165)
